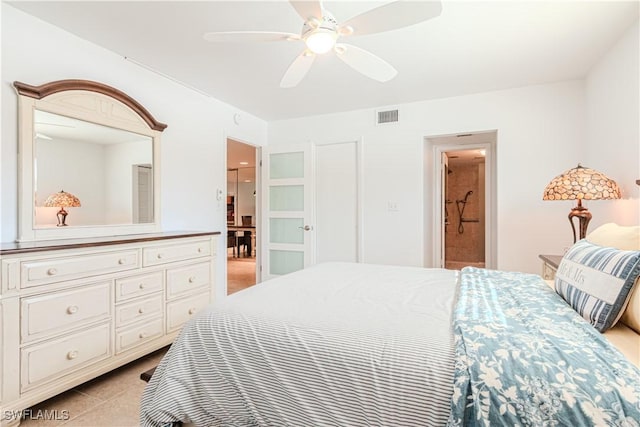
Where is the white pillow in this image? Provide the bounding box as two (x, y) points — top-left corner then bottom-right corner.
(586, 223), (640, 251)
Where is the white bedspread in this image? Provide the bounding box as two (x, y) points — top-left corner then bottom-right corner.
(140, 262), (458, 426)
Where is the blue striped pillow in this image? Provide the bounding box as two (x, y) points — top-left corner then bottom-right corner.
(555, 239), (640, 332)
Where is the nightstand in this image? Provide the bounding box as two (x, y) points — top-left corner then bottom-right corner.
(538, 254), (563, 280)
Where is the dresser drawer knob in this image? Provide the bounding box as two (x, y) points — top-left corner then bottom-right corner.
(66, 350), (78, 360)
(188, 307), (196, 315)
(188, 276), (196, 283)
(197, 247), (203, 253)
(139, 332), (147, 339)
(118, 258), (126, 265)
(156, 253), (164, 259)
(66, 305), (79, 315)
(138, 307), (145, 314)
(47, 268), (58, 276)
(139, 283), (146, 290)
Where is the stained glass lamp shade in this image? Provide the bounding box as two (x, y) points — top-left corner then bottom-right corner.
(543, 164), (621, 242)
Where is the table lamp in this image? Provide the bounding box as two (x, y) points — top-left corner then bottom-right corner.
(542, 164), (620, 242)
(44, 190), (81, 226)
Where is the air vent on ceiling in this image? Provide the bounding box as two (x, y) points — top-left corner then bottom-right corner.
(376, 109), (399, 125)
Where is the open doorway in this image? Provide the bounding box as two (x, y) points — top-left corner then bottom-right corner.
(427, 131), (497, 270)
(443, 149), (486, 269)
(227, 138), (259, 294)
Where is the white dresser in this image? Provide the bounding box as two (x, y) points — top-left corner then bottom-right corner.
(0, 231), (218, 426)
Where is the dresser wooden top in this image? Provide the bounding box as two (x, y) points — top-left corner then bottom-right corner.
(0, 231), (220, 255)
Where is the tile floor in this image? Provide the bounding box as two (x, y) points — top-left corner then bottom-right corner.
(227, 252), (257, 295)
(19, 254), (257, 426)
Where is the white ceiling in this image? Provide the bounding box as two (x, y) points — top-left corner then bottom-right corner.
(35, 111), (151, 144)
(8, 1), (639, 121)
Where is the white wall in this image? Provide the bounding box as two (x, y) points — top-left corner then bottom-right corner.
(585, 21), (639, 227)
(269, 81), (587, 274)
(1, 4), (268, 300)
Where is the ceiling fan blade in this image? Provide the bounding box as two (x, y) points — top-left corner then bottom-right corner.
(340, 1), (442, 36)
(289, 0), (323, 22)
(335, 44), (397, 82)
(35, 132), (53, 140)
(35, 122), (75, 128)
(203, 31), (299, 43)
(280, 51), (316, 88)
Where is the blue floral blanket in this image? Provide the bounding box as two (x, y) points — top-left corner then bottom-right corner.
(448, 267), (640, 427)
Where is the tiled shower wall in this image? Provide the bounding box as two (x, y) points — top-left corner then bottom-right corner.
(445, 162), (485, 264)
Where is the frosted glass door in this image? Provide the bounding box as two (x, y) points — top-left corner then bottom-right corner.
(263, 144), (314, 278)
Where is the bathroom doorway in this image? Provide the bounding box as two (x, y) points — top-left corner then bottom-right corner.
(226, 138), (259, 294)
(443, 149), (486, 270)
(427, 131), (497, 270)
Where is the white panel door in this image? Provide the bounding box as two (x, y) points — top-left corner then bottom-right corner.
(316, 142), (358, 263)
(262, 143), (315, 279)
(132, 165), (153, 223)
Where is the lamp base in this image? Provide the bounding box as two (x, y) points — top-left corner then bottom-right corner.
(56, 208), (69, 227)
(568, 199), (591, 243)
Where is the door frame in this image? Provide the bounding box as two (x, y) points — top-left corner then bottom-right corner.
(427, 131), (497, 269)
(224, 135), (261, 291)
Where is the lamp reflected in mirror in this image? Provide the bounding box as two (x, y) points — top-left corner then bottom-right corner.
(44, 190), (81, 226)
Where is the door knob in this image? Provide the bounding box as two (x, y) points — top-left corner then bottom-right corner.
(298, 225), (313, 231)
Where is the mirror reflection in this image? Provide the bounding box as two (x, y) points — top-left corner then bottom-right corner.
(227, 167), (256, 226)
(34, 110), (154, 228)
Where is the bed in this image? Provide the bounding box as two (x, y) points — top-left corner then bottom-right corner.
(140, 224), (640, 426)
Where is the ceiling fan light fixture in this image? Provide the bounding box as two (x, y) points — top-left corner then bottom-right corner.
(204, 1), (443, 87)
(305, 29), (337, 54)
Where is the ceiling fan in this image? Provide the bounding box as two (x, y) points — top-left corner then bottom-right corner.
(203, 1), (442, 88)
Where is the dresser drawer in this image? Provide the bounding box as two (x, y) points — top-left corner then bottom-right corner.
(166, 292), (209, 333)
(115, 294), (163, 327)
(21, 322), (111, 391)
(115, 271), (163, 302)
(21, 282), (111, 343)
(115, 317), (163, 354)
(166, 262), (211, 298)
(21, 250), (139, 288)
(143, 239), (211, 266)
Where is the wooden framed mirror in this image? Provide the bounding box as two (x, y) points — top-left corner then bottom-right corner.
(14, 79), (167, 241)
